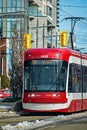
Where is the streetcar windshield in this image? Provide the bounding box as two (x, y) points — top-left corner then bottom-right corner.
(24, 60), (68, 92)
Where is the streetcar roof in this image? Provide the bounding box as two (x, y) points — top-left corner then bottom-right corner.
(24, 47), (87, 61)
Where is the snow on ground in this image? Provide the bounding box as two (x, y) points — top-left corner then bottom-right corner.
(0, 111), (19, 118)
(1, 111), (87, 130)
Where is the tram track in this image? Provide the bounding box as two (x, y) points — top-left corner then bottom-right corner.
(0, 111), (87, 130)
(0, 112), (55, 126)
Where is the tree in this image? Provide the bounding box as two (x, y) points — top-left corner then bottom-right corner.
(1, 75), (10, 89)
(10, 21), (24, 97)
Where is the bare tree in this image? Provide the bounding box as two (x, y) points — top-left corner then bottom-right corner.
(10, 21), (24, 97)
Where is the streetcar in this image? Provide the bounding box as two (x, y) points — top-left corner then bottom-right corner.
(22, 48), (87, 113)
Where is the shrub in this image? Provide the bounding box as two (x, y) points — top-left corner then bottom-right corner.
(1, 75), (10, 89)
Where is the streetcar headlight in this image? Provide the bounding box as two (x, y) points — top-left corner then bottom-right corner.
(31, 94), (35, 97)
(0, 94), (2, 97)
(52, 94), (56, 97)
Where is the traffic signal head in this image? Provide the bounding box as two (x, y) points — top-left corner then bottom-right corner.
(60, 31), (68, 47)
(24, 34), (32, 49)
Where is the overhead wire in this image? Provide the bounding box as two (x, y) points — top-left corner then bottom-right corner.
(59, 4), (87, 25)
(59, 6), (87, 31)
(60, 5), (87, 8)
(59, 4), (87, 44)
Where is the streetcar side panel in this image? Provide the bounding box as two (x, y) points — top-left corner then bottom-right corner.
(67, 55), (87, 112)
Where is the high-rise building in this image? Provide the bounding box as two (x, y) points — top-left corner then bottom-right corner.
(0, 0), (26, 38)
(0, 0), (58, 47)
(0, 0), (26, 77)
(0, 0), (58, 77)
(28, 0), (58, 48)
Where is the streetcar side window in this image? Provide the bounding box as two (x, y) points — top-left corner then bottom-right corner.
(75, 65), (82, 92)
(68, 64), (73, 92)
(68, 63), (82, 93)
(83, 66), (87, 92)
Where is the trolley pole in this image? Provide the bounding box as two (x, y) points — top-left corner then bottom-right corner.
(63, 17), (85, 50)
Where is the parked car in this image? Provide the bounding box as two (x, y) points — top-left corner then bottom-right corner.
(0, 89), (12, 100)
(0, 96), (22, 111)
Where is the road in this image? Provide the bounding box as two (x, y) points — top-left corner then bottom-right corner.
(0, 113), (54, 126)
(41, 118), (87, 130)
(0, 111), (87, 130)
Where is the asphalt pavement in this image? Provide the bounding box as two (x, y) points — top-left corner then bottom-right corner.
(43, 118), (87, 130)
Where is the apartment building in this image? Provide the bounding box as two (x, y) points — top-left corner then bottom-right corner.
(29, 0), (58, 48)
(0, 0), (59, 77)
(0, 0), (58, 47)
(0, 0), (26, 77)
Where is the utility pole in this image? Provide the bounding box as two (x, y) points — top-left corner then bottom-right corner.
(63, 17), (85, 50)
(43, 24), (45, 48)
(36, 18), (39, 48)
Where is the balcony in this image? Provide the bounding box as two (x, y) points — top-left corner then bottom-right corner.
(29, 0), (35, 2)
(29, 0), (40, 7)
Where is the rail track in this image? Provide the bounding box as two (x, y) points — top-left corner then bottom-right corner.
(0, 111), (87, 130)
(0, 112), (55, 126)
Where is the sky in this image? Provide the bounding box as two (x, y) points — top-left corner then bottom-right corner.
(59, 0), (87, 50)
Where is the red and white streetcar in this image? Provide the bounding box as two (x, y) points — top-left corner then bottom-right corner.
(22, 48), (87, 113)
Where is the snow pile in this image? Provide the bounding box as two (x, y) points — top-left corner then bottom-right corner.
(1, 111), (87, 130)
(0, 111), (19, 118)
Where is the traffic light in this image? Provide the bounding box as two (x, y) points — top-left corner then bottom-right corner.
(24, 34), (32, 49)
(60, 31), (68, 47)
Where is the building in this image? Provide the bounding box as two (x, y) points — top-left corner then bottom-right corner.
(0, 0), (58, 47)
(0, 38), (11, 77)
(0, 0), (59, 77)
(0, 0), (27, 78)
(0, 0), (26, 38)
(29, 0), (58, 48)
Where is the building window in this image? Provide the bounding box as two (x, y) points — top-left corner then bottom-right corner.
(29, 5), (38, 16)
(0, 28), (2, 37)
(12, 0), (17, 12)
(47, 0), (52, 3)
(4, 0), (23, 37)
(6, 0), (22, 12)
(47, 6), (52, 17)
(0, 0), (2, 13)
(17, 0), (22, 11)
(7, 0), (12, 12)
(7, 20), (11, 37)
(0, 19), (2, 37)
